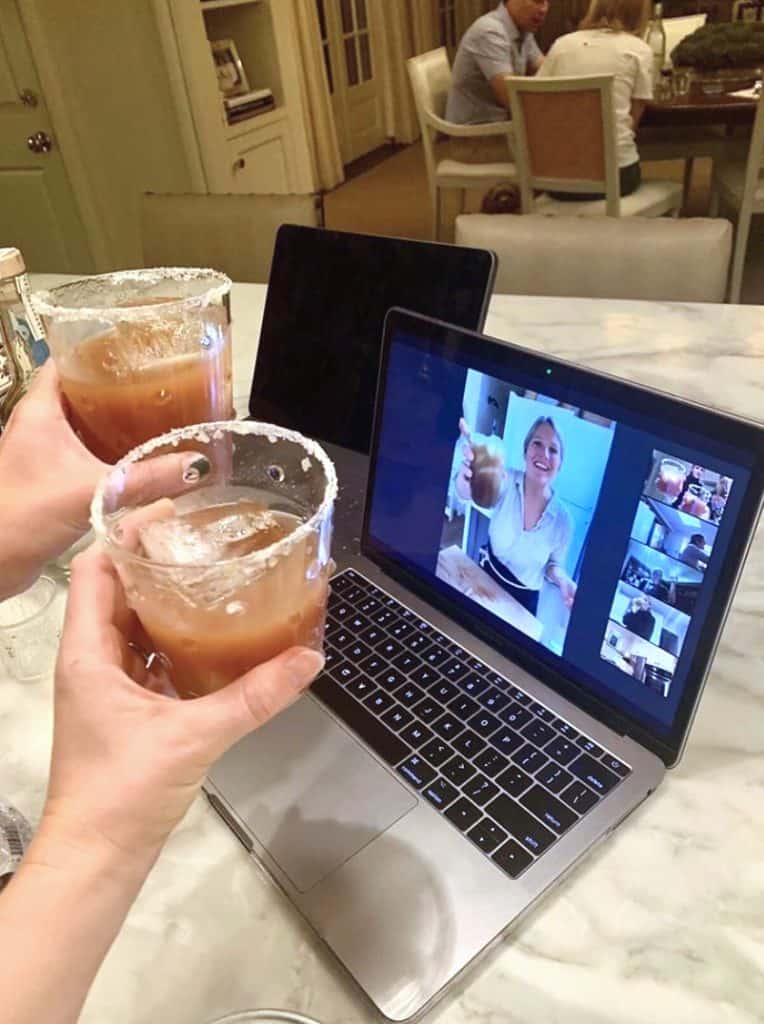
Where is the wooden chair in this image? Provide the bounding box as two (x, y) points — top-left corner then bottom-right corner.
(505, 74), (682, 217)
(455, 213), (732, 301)
(406, 47), (516, 240)
(141, 192), (324, 284)
(710, 89), (764, 301)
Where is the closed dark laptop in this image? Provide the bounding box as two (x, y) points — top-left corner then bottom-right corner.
(247, 225), (496, 453)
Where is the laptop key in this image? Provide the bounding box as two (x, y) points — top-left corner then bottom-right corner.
(381, 705), (413, 732)
(411, 664), (439, 688)
(312, 674), (409, 767)
(474, 748), (509, 778)
(324, 648), (340, 670)
(372, 608), (397, 628)
(442, 658), (469, 681)
(560, 781), (599, 815)
(536, 763), (573, 794)
(347, 613), (370, 632)
(330, 660), (357, 686)
(376, 668), (407, 692)
(406, 632), (431, 653)
(420, 738), (453, 767)
(392, 651), (423, 674)
(486, 671), (510, 691)
(444, 797), (481, 832)
(556, 721), (579, 740)
(492, 839), (533, 878)
(501, 703), (533, 729)
(495, 764), (533, 797)
(522, 719), (556, 747)
(423, 646), (450, 668)
(463, 774), (500, 806)
(479, 688), (511, 714)
(327, 625), (354, 647)
(510, 687), (531, 705)
(450, 694), (480, 720)
(423, 777), (459, 809)
(348, 677), (376, 700)
(390, 620), (414, 640)
(460, 674), (490, 697)
(469, 710), (501, 738)
(452, 729), (486, 758)
(485, 795), (555, 856)
(395, 683), (424, 706)
(544, 737), (579, 765)
(529, 702), (554, 722)
(569, 754), (619, 795)
(467, 818), (508, 854)
(359, 624), (386, 647)
(400, 722), (434, 748)
(490, 727), (524, 757)
(577, 737), (605, 758)
(429, 679), (459, 704)
(602, 755), (630, 777)
(346, 641), (372, 663)
(442, 756), (476, 786)
(359, 653), (388, 678)
(433, 713), (464, 741)
(364, 687), (395, 714)
(513, 744), (549, 775)
(357, 596), (381, 615)
(520, 785), (577, 834)
(412, 698), (442, 723)
(398, 755), (436, 789)
(376, 638), (403, 660)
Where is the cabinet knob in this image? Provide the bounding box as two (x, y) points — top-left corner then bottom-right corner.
(233, 157), (246, 172)
(26, 131), (52, 154)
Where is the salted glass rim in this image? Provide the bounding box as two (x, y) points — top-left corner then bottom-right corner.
(31, 267), (231, 324)
(90, 420), (338, 572)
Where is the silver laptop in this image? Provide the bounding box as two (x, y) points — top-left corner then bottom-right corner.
(206, 308), (764, 1022)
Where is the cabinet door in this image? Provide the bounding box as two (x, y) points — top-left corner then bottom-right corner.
(229, 121), (296, 194)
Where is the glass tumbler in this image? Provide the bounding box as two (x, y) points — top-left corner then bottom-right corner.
(91, 420), (337, 699)
(33, 268), (233, 463)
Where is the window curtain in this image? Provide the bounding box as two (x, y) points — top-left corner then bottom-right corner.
(291, 0), (345, 191)
(371, 0), (441, 145)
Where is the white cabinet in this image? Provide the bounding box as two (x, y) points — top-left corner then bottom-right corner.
(228, 111), (297, 193)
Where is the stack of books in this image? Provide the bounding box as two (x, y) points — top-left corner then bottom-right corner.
(224, 88), (276, 125)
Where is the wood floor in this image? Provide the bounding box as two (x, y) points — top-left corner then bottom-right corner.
(324, 141), (764, 303)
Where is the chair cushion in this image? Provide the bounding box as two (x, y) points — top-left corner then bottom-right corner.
(454, 213), (732, 302)
(533, 180), (682, 217)
(435, 158), (517, 187)
(713, 162), (764, 208)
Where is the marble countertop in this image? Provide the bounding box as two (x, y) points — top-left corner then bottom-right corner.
(2, 283), (763, 1024)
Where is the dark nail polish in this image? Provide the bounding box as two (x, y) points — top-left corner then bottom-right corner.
(183, 455), (212, 483)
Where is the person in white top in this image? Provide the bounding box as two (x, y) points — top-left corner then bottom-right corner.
(454, 415), (576, 618)
(537, 0), (653, 199)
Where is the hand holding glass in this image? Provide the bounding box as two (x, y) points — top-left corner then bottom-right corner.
(91, 421), (336, 699)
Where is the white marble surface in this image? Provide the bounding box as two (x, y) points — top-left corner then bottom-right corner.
(2, 282), (764, 1024)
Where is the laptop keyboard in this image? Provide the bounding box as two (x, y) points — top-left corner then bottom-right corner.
(313, 569), (631, 879)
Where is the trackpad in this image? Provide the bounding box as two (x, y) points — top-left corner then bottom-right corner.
(207, 695), (417, 892)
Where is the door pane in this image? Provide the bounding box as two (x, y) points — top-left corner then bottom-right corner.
(340, 0), (353, 33)
(359, 32), (372, 82)
(344, 35), (359, 86)
(355, 0), (368, 30)
(315, 0), (327, 40)
(323, 42), (334, 93)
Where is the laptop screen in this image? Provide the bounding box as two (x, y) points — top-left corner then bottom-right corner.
(248, 226), (495, 453)
(364, 310), (764, 764)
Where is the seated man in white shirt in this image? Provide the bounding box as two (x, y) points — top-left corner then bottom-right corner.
(445, 0), (549, 164)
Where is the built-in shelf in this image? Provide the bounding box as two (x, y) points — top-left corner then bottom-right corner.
(225, 105), (285, 139)
(201, 0), (262, 12)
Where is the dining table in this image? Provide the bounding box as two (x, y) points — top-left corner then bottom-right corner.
(2, 278), (763, 1024)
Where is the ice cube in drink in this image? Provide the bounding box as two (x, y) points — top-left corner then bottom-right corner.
(130, 498), (329, 699)
(56, 313), (232, 462)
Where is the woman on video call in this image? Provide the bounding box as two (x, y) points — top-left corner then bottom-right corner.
(454, 415), (576, 616)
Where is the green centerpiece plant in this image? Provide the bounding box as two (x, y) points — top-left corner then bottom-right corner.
(672, 21), (764, 70)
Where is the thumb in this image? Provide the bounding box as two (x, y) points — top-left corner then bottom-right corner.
(190, 646), (325, 760)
